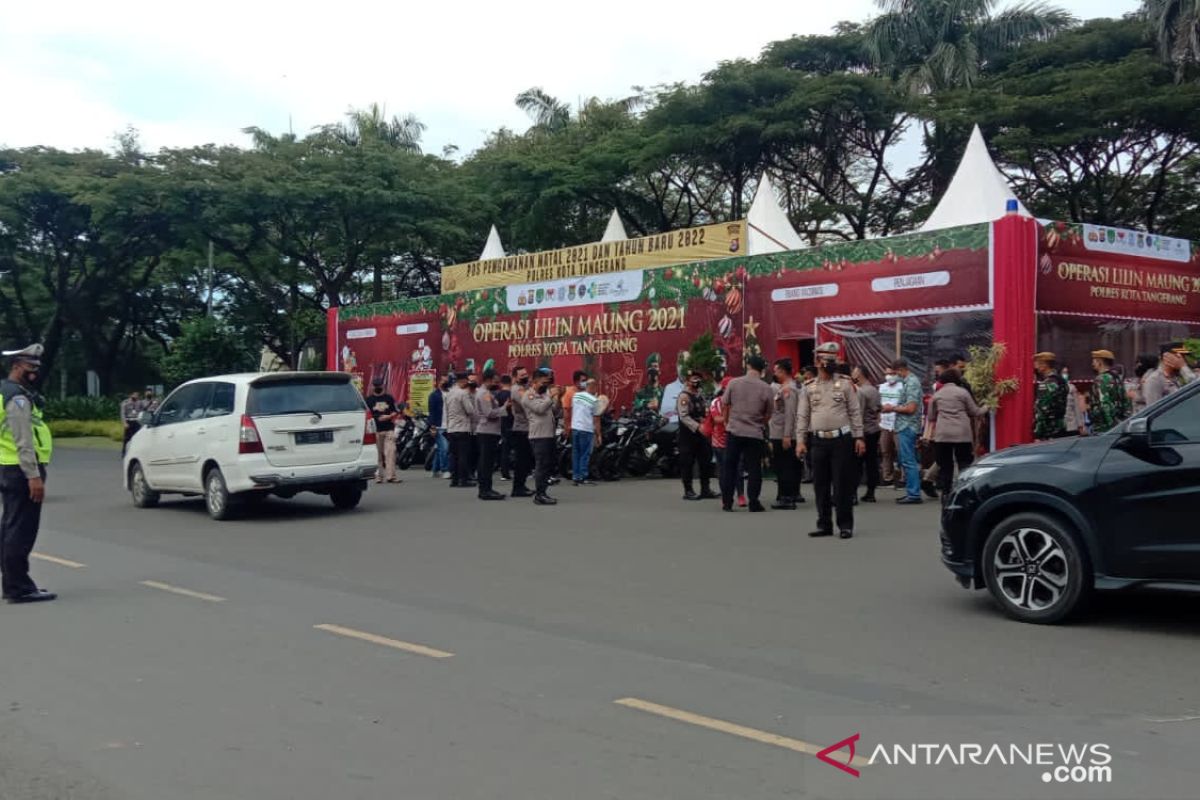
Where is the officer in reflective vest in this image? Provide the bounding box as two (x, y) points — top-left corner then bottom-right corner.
(1, 344), (56, 604)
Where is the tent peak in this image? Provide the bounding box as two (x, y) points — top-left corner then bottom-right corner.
(921, 126), (1029, 232)
(601, 209), (628, 242)
(480, 225), (506, 260)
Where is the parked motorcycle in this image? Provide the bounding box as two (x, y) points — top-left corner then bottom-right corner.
(595, 408), (667, 481)
(396, 414), (433, 470)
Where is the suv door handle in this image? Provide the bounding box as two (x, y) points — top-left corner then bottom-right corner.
(196, 427), (207, 435)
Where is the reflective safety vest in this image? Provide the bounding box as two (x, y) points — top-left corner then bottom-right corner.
(0, 380), (53, 465)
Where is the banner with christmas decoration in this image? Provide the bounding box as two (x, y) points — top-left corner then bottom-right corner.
(1036, 220), (1200, 324)
(332, 223), (991, 410)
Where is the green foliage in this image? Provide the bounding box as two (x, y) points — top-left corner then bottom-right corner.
(160, 317), (255, 388)
(43, 395), (121, 421)
(687, 332), (723, 380)
(963, 343), (1020, 411)
(49, 419), (124, 441)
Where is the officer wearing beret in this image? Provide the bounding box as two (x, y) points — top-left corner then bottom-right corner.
(1, 344), (56, 603)
(795, 342), (864, 539)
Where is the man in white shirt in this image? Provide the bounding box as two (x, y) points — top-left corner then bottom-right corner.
(658, 350), (689, 425)
(570, 377), (602, 485)
(878, 371), (904, 487)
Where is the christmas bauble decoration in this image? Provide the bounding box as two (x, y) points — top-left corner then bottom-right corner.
(725, 287), (743, 314)
(648, 287), (656, 299)
(702, 288), (717, 302)
(446, 307), (457, 327)
(735, 265), (747, 282)
(441, 331), (450, 350)
(692, 277), (701, 288)
(664, 268), (674, 280)
(718, 315), (732, 339)
(713, 279), (726, 294)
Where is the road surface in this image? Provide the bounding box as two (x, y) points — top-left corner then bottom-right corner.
(3, 446), (1198, 799)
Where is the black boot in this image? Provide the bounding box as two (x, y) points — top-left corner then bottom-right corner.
(771, 498), (797, 510)
(534, 492), (558, 506)
(682, 483), (699, 501)
(698, 485), (719, 499)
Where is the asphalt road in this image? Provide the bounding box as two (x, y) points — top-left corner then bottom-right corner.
(3, 446), (1199, 800)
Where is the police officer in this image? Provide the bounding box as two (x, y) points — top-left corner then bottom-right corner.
(676, 369), (716, 501)
(1142, 342), (1195, 405)
(445, 372), (477, 487)
(794, 342), (865, 539)
(1, 344), (56, 603)
(509, 366), (535, 497)
(474, 369), (506, 501)
(522, 367), (562, 506)
(769, 359), (803, 509)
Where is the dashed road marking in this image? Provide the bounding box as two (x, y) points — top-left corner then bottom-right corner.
(139, 580), (226, 603)
(614, 697), (869, 766)
(313, 623), (454, 659)
(31, 552), (87, 568)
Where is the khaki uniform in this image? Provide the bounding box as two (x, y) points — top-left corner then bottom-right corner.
(795, 376), (863, 535)
(769, 381), (802, 505)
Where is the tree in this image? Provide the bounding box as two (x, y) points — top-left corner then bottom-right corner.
(1145, 0), (1200, 79)
(317, 103), (425, 153)
(160, 316), (255, 388)
(865, 0), (1076, 195)
(515, 88), (572, 132)
(686, 331), (724, 383)
(951, 18), (1200, 231)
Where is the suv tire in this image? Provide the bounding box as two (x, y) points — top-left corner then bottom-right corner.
(204, 467), (236, 521)
(981, 512), (1091, 624)
(330, 484), (363, 510)
(129, 463), (161, 508)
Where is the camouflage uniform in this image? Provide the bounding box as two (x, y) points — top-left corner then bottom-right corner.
(633, 384), (663, 411)
(1033, 373), (1068, 440)
(1088, 371), (1130, 434)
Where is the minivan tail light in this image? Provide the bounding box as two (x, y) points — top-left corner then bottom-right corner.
(363, 410), (377, 445)
(239, 414), (264, 454)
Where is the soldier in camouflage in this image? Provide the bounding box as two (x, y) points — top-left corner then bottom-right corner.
(1087, 349), (1131, 434)
(1032, 352), (1068, 440)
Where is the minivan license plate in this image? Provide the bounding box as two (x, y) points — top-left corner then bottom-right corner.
(295, 430), (333, 445)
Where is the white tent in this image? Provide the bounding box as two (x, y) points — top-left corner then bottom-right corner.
(921, 125), (1029, 232)
(600, 209), (628, 242)
(479, 225), (506, 260)
(746, 173), (804, 255)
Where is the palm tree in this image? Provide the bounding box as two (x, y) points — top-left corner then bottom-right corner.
(320, 103), (425, 153)
(1145, 0), (1200, 80)
(865, 0), (1074, 198)
(865, 0), (1075, 94)
(515, 87), (644, 133)
(515, 88), (573, 132)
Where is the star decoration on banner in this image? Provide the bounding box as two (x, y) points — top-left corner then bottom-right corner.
(743, 316), (760, 340)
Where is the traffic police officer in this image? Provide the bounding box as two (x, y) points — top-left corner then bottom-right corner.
(794, 342), (864, 539)
(1, 344), (56, 603)
(677, 369), (717, 500)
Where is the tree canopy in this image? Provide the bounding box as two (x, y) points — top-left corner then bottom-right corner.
(2, 8), (1198, 393)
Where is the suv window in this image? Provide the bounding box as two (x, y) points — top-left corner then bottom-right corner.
(206, 382), (236, 418)
(246, 378), (364, 417)
(156, 384), (212, 426)
(1150, 392), (1200, 445)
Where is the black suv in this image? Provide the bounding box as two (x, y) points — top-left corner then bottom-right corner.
(941, 378), (1200, 623)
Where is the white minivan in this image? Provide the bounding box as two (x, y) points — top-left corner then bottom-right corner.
(123, 372), (378, 519)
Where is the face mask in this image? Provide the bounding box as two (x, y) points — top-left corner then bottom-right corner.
(578, 380), (587, 389)
(885, 374), (897, 383)
(468, 381), (478, 389)
(536, 383), (549, 394)
(518, 377), (530, 386)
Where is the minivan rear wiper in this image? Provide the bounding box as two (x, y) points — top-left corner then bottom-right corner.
(257, 409), (324, 420)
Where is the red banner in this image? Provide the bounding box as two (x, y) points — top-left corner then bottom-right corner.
(1036, 222), (1200, 323)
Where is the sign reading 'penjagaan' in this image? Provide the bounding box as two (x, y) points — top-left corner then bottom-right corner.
(440, 221), (743, 292)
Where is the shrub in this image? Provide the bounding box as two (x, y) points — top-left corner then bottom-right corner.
(49, 419), (124, 441)
(43, 396), (121, 421)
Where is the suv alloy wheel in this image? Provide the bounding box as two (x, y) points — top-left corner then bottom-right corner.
(981, 512), (1091, 624)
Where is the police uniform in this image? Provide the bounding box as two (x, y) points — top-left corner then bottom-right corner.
(676, 382), (715, 500)
(794, 343), (863, 538)
(1142, 342), (1195, 406)
(768, 378), (802, 508)
(1, 345), (55, 603)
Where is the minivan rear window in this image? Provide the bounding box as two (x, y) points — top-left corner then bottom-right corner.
(247, 378), (365, 417)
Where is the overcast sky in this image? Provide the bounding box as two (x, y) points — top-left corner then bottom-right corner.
(2, 0), (1141, 158)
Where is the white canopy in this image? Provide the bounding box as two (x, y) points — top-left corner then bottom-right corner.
(479, 225), (506, 260)
(600, 209), (628, 242)
(921, 125), (1029, 232)
(747, 173), (804, 254)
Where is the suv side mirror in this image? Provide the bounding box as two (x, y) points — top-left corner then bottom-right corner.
(1119, 417), (1149, 449)
(138, 410), (155, 427)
